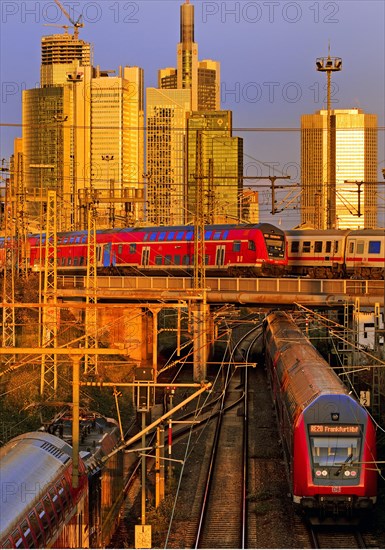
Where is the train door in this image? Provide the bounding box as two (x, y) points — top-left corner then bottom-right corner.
(141, 246), (150, 267)
(215, 245), (225, 268)
(103, 243), (111, 267)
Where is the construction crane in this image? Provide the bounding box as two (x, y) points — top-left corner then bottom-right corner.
(43, 24), (70, 34)
(54, 0), (84, 39)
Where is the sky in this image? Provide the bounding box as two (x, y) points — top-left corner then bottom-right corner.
(0, 0), (384, 227)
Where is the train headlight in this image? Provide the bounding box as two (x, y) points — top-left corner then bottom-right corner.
(315, 470), (322, 477)
(344, 470), (351, 477)
(350, 470), (357, 477)
(322, 470), (328, 477)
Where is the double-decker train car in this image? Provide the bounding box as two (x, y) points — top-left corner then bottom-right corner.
(0, 414), (124, 548)
(286, 228), (385, 279)
(25, 222), (287, 277)
(263, 310), (377, 522)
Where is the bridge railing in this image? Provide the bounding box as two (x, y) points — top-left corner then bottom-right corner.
(57, 276), (385, 297)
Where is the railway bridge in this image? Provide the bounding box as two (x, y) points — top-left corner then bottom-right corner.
(52, 276), (385, 379)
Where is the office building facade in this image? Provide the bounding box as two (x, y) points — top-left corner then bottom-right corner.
(301, 108), (378, 229)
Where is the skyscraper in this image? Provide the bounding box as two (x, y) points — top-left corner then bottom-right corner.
(88, 66), (144, 227)
(301, 108), (378, 229)
(21, 31), (144, 230)
(40, 33), (92, 86)
(158, 1), (220, 111)
(146, 88), (191, 225)
(147, 0), (224, 226)
(186, 111), (243, 224)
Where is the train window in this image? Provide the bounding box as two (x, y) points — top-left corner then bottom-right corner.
(1, 539), (12, 548)
(69, 237), (75, 243)
(82, 236), (87, 244)
(49, 488), (63, 519)
(233, 241), (241, 252)
(75, 237), (81, 244)
(314, 241), (322, 253)
(334, 241), (339, 253)
(290, 241), (299, 253)
(130, 243), (136, 254)
(248, 240), (256, 251)
(176, 231), (184, 240)
(223, 230), (229, 239)
(310, 436), (360, 467)
(205, 255), (209, 265)
(369, 241), (381, 254)
(21, 519), (35, 548)
(62, 238), (68, 244)
(186, 231), (193, 241)
(60, 478), (73, 506)
(73, 257), (79, 266)
(149, 233), (157, 242)
(155, 255), (163, 265)
(57, 484), (68, 511)
(213, 231), (221, 240)
(10, 529), (23, 549)
(349, 241), (354, 254)
(68, 258), (72, 266)
(357, 241), (364, 254)
(205, 231), (212, 239)
(80, 257), (85, 266)
(61, 258), (66, 266)
(36, 502), (50, 538)
(174, 255), (181, 265)
(183, 255), (190, 265)
(302, 241), (311, 253)
(165, 255), (172, 265)
(118, 244), (123, 255)
(29, 511), (44, 546)
(97, 247), (101, 261)
(43, 495), (56, 528)
(168, 232), (175, 240)
(144, 233), (148, 241)
(325, 241), (331, 253)
(159, 232), (167, 241)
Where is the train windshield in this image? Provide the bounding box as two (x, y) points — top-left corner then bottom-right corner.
(310, 436), (361, 467)
(264, 233), (285, 259)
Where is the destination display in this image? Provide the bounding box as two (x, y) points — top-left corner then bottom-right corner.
(309, 424), (361, 435)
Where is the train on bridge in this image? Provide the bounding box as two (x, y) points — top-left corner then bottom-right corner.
(1, 223), (385, 279)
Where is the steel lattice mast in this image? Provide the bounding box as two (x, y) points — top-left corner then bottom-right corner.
(40, 190), (58, 395)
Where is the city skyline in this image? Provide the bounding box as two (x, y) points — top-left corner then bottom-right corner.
(1, 0), (384, 227)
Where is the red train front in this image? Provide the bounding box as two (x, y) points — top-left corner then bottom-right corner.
(264, 310), (377, 522)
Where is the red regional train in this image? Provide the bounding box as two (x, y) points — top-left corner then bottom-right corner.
(263, 310), (377, 522)
(17, 223), (287, 277)
(286, 228), (385, 279)
(0, 414), (124, 549)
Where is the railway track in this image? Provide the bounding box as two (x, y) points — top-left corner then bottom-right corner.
(310, 527), (367, 548)
(194, 367), (247, 548)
